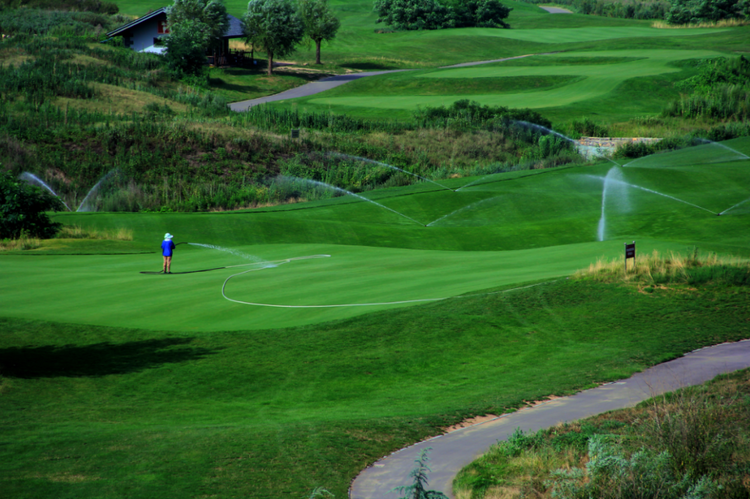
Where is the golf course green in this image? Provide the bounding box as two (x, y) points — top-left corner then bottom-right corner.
(2, 2), (750, 497)
(3, 140), (749, 333)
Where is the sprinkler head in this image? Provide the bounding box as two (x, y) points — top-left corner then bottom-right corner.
(717, 213), (722, 216)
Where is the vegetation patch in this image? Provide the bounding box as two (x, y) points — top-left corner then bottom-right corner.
(454, 367), (750, 499)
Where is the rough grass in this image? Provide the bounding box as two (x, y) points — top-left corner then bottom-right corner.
(575, 249), (750, 285)
(0, 233), (41, 251)
(454, 368), (750, 499)
(57, 224), (133, 240)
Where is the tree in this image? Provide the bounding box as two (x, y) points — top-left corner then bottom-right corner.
(165, 0), (230, 76)
(298, 0), (340, 65)
(667, 0), (750, 24)
(243, 0), (304, 76)
(374, 0), (454, 30)
(0, 171), (63, 239)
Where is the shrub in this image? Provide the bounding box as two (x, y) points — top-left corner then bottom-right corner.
(0, 170), (63, 238)
(570, 118), (609, 137)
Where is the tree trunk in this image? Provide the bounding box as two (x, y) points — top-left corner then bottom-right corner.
(267, 50), (274, 76)
(315, 39), (321, 65)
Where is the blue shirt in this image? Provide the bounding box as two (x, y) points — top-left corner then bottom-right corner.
(161, 240), (175, 257)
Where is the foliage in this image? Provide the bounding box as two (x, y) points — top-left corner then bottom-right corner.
(374, 0), (455, 30)
(456, 369), (750, 499)
(298, 0), (340, 64)
(665, 58), (750, 120)
(243, 0), (304, 76)
(519, 0), (668, 20)
(164, 19), (212, 77)
(666, 0), (750, 24)
(165, 0), (230, 76)
(676, 56), (750, 93)
(447, 0), (512, 28)
(0, 170), (62, 238)
(570, 118), (609, 138)
(390, 448), (449, 499)
(0, 0), (119, 14)
(0, 7), (116, 36)
(414, 99), (553, 129)
(547, 436), (716, 499)
(374, 0), (512, 30)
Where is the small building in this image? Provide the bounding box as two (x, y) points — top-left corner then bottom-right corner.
(106, 7), (248, 65)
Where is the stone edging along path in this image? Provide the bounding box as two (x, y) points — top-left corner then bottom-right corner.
(349, 339), (750, 499)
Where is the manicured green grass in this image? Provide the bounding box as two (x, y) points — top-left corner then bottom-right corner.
(282, 48), (726, 118)
(2, 134), (750, 499)
(2, 279), (748, 498)
(2, 140), (749, 332)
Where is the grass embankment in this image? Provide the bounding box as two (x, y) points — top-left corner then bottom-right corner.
(454, 367), (750, 499)
(2, 273), (749, 499)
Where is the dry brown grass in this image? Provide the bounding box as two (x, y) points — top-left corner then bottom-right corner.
(57, 225), (133, 241)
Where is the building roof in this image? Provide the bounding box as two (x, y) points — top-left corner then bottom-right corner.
(106, 7), (167, 38)
(225, 14), (244, 39)
(106, 7), (245, 39)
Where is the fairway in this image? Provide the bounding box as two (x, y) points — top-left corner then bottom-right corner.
(301, 49), (724, 111)
(3, 140), (750, 331)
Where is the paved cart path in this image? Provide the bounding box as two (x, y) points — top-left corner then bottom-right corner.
(229, 55), (550, 111)
(350, 339), (750, 499)
(540, 6), (574, 13)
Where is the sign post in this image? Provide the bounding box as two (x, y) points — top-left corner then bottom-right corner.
(624, 241), (636, 272)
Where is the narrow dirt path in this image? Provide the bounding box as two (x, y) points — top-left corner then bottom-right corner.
(350, 339), (750, 499)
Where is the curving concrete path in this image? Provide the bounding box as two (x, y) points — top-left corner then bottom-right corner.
(350, 339), (750, 499)
(540, 6), (574, 13)
(228, 55), (552, 111)
(229, 71), (407, 111)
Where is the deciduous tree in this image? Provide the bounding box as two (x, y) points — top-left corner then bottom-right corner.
(243, 0), (304, 76)
(165, 0), (230, 76)
(298, 0), (340, 65)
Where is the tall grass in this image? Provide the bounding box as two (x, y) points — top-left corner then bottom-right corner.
(575, 249), (750, 285)
(57, 225), (133, 240)
(0, 231), (41, 251)
(663, 84), (750, 120)
(652, 18), (750, 28)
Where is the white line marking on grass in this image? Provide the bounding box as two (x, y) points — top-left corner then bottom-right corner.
(220, 256), (559, 308)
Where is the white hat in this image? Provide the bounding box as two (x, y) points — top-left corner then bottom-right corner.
(164, 233), (173, 239)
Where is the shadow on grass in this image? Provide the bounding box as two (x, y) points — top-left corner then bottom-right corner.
(0, 338), (217, 378)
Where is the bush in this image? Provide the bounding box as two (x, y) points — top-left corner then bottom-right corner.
(0, 170), (63, 238)
(666, 0), (750, 24)
(571, 118), (609, 137)
(374, 0), (512, 30)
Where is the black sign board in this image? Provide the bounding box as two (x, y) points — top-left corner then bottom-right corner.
(624, 241), (635, 271)
(290, 129), (300, 139)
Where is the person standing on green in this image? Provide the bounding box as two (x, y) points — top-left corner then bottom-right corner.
(161, 233), (176, 274)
